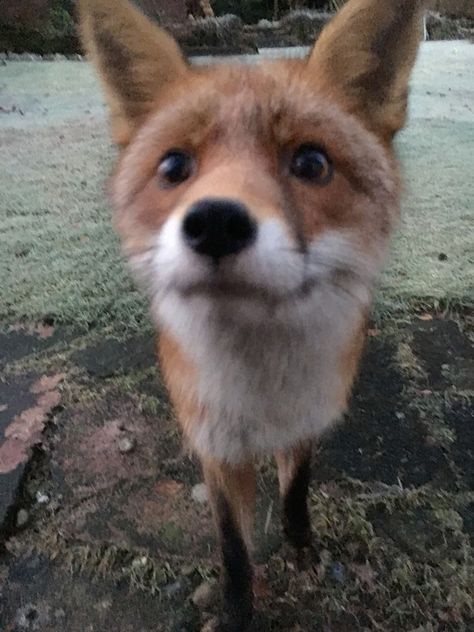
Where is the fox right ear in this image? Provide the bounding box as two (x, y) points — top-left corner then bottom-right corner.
(79, 0), (188, 146)
(307, 0), (425, 141)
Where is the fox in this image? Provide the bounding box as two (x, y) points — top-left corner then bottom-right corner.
(79, 0), (425, 629)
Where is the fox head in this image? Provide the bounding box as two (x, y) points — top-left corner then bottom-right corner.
(80, 0), (425, 327)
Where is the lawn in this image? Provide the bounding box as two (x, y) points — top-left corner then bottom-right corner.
(1, 42), (473, 332)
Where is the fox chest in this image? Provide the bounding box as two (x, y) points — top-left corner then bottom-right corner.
(159, 295), (365, 463)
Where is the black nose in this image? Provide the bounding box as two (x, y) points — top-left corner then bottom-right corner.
(182, 198), (257, 260)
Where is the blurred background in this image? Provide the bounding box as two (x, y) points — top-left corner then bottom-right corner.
(0, 0), (473, 56)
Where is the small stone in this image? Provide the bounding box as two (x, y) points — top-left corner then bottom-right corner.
(132, 556), (148, 569)
(201, 618), (219, 632)
(395, 411), (405, 420)
(425, 435), (437, 448)
(438, 252), (448, 261)
(164, 580), (183, 597)
(191, 483), (209, 504)
(118, 436), (135, 454)
(181, 563), (196, 576)
(36, 491), (50, 504)
(191, 580), (217, 610)
(16, 509), (29, 527)
(330, 562), (345, 584)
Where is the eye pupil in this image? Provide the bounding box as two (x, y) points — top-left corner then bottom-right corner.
(290, 144), (333, 185)
(158, 151), (193, 186)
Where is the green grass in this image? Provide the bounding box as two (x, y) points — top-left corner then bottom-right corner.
(1, 42), (473, 332)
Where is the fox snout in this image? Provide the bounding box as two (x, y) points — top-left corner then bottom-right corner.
(182, 198), (257, 261)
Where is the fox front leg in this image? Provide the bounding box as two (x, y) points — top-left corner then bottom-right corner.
(202, 458), (256, 632)
(275, 442), (313, 550)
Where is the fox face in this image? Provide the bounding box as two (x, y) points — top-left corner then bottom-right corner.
(112, 63), (398, 328)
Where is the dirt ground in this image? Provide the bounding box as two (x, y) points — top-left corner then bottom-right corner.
(0, 42), (473, 631)
(0, 313), (473, 631)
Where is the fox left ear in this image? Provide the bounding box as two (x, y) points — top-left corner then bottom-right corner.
(307, 0), (426, 141)
(79, 0), (188, 146)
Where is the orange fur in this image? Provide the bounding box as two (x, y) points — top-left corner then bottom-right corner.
(79, 0), (188, 145)
(202, 457), (256, 551)
(158, 330), (204, 445)
(275, 442), (312, 498)
(80, 0), (425, 625)
(308, 0), (427, 141)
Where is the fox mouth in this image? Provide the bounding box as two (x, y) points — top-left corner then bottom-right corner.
(179, 277), (318, 304)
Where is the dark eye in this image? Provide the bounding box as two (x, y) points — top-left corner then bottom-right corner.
(290, 144), (333, 185)
(157, 150), (193, 187)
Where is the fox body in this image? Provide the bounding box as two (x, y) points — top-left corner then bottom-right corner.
(80, 1), (425, 628)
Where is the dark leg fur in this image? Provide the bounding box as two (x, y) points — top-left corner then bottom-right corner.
(275, 443), (312, 550)
(203, 460), (256, 632)
(282, 455), (312, 549)
(216, 493), (253, 631)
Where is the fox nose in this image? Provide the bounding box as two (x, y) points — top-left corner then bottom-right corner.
(182, 198), (257, 260)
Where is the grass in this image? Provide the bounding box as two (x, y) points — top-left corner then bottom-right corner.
(0, 42), (473, 333)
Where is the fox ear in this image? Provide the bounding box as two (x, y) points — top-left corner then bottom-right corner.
(79, 0), (188, 145)
(307, 0), (426, 141)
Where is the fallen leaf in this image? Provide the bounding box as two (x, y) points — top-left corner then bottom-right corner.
(418, 313), (433, 321)
(350, 563), (378, 591)
(35, 323), (55, 339)
(439, 607), (463, 623)
(253, 565), (271, 599)
(7, 323), (26, 333)
(154, 479), (184, 497)
(201, 618), (219, 632)
(30, 373), (66, 394)
(367, 328), (381, 337)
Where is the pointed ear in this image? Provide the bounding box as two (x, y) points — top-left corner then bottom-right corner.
(79, 0), (188, 145)
(307, 0), (426, 141)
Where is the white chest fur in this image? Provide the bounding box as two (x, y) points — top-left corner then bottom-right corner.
(155, 285), (366, 463)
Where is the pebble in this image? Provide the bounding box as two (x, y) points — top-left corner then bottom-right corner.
(330, 562), (346, 584)
(54, 608), (66, 620)
(16, 509), (29, 528)
(36, 491), (50, 504)
(118, 436), (135, 454)
(181, 563), (196, 576)
(163, 580), (183, 597)
(201, 618), (219, 632)
(191, 580), (216, 610)
(191, 483), (209, 504)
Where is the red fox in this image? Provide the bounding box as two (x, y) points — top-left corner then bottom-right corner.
(79, 0), (425, 629)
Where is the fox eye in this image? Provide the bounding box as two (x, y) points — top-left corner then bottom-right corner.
(157, 150), (193, 187)
(290, 144), (333, 185)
